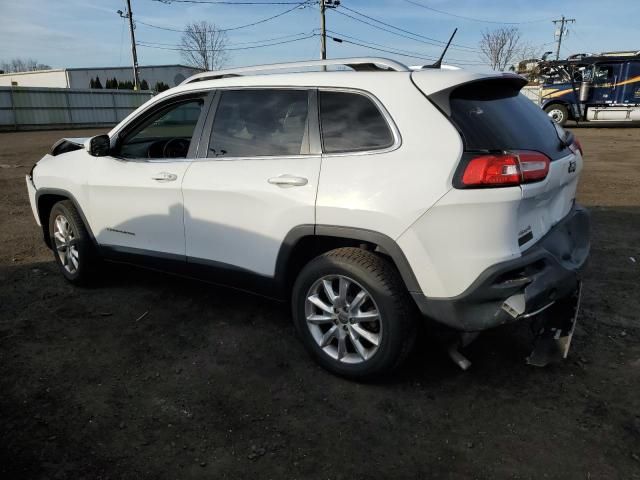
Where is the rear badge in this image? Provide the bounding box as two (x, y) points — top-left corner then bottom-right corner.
(568, 160), (577, 173)
(518, 226), (533, 247)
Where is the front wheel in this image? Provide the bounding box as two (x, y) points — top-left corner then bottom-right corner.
(291, 248), (416, 379)
(49, 200), (98, 285)
(544, 103), (569, 126)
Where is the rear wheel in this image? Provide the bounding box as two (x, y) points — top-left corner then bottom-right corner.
(544, 103), (569, 126)
(292, 248), (416, 379)
(49, 200), (97, 285)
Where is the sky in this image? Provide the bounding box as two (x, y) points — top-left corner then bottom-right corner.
(0, 0), (638, 73)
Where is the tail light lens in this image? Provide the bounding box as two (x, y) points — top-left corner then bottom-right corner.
(458, 151), (550, 188)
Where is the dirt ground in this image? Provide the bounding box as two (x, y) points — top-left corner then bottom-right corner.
(1, 127), (639, 479)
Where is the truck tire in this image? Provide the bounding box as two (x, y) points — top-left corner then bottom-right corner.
(48, 200), (98, 285)
(544, 103), (569, 126)
(291, 247), (416, 379)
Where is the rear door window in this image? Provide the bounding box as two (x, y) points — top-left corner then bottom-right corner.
(448, 80), (568, 160)
(319, 91), (394, 153)
(208, 89), (309, 158)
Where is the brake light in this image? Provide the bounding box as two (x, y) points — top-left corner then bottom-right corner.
(460, 151), (550, 188)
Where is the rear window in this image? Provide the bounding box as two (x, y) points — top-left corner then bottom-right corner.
(448, 80), (568, 160)
(319, 91), (394, 153)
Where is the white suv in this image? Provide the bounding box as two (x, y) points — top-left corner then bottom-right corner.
(26, 58), (590, 378)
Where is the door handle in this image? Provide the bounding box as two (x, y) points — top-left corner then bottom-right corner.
(151, 172), (178, 182)
(268, 175), (308, 187)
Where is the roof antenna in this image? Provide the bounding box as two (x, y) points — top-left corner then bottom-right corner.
(424, 28), (458, 69)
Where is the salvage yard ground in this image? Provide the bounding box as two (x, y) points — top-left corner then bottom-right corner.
(1, 127), (639, 479)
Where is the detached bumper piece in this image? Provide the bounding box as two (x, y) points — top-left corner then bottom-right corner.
(413, 205), (590, 332)
(527, 283), (582, 367)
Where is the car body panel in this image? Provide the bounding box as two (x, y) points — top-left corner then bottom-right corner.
(518, 150), (582, 250)
(24, 59), (589, 333)
(182, 155), (321, 276)
(315, 77), (462, 241)
(86, 156), (192, 256)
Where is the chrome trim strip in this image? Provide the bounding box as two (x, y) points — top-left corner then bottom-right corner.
(519, 301), (556, 319)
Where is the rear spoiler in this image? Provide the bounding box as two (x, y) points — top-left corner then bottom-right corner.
(421, 75), (528, 117)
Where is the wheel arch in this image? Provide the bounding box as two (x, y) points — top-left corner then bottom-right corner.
(35, 189), (97, 249)
(275, 225), (422, 299)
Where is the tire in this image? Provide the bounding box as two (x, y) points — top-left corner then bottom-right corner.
(544, 103), (569, 126)
(48, 200), (98, 285)
(291, 247), (416, 379)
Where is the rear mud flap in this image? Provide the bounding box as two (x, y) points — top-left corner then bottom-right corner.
(527, 283), (582, 367)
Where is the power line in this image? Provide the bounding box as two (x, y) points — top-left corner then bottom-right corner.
(136, 33), (317, 52)
(330, 8), (480, 54)
(326, 29), (485, 65)
(403, 0), (551, 25)
(153, 0), (307, 4)
(139, 31), (314, 47)
(137, 1), (312, 33)
(339, 4), (479, 51)
(327, 35), (487, 66)
(328, 35), (433, 62)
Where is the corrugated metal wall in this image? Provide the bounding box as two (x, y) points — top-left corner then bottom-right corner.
(0, 87), (153, 131)
(521, 85), (542, 104)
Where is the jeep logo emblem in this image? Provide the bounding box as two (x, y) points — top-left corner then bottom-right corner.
(568, 160), (577, 173)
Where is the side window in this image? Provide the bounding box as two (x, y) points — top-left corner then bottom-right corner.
(119, 98), (204, 159)
(208, 89), (309, 158)
(593, 65), (614, 83)
(319, 91), (394, 153)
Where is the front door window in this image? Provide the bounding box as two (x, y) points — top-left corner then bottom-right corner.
(118, 98), (204, 159)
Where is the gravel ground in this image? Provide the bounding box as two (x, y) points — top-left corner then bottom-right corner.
(1, 127), (639, 479)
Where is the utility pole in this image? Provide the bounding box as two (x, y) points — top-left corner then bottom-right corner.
(320, 0), (327, 62)
(319, 0), (340, 68)
(118, 0), (140, 90)
(552, 15), (575, 61)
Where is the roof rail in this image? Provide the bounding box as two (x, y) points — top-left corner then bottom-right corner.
(180, 57), (409, 85)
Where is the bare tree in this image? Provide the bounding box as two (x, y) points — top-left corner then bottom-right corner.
(180, 21), (228, 71)
(479, 27), (522, 71)
(0, 58), (51, 73)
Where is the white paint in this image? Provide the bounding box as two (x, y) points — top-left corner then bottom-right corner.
(26, 58), (585, 300)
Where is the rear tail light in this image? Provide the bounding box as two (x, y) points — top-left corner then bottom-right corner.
(458, 151), (550, 188)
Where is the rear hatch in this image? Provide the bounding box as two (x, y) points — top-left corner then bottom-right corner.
(417, 74), (582, 250)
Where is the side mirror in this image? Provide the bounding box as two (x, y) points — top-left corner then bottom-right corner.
(85, 134), (110, 157)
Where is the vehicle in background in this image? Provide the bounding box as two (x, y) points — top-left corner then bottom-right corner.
(539, 51), (640, 125)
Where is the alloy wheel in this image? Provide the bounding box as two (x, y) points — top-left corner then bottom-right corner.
(53, 214), (79, 274)
(304, 275), (382, 364)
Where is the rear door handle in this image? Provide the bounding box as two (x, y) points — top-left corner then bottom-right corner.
(151, 172), (178, 182)
(268, 175), (308, 187)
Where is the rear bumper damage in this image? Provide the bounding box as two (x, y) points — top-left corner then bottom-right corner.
(412, 204), (590, 332)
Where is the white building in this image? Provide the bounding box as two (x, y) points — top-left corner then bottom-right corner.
(0, 65), (202, 89)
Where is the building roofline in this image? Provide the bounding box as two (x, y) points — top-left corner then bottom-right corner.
(0, 65), (202, 77)
(65, 64), (202, 71)
(0, 69), (66, 76)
